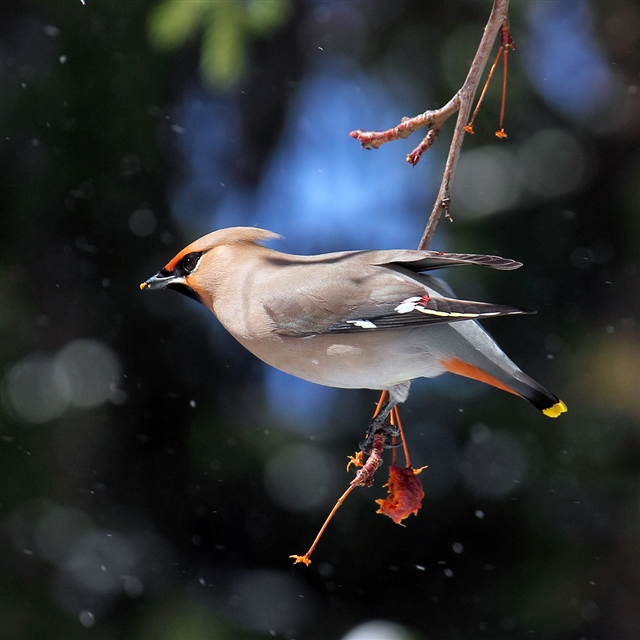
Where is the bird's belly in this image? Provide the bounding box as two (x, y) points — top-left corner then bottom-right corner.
(235, 330), (446, 391)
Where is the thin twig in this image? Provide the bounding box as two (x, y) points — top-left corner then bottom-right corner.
(418, 0), (509, 249)
(350, 96), (459, 162)
(290, 430), (386, 566)
(350, 0), (510, 250)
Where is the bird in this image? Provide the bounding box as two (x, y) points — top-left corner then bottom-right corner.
(141, 226), (567, 418)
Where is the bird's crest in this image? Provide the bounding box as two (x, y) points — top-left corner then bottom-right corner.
(164, 227), (282, 272)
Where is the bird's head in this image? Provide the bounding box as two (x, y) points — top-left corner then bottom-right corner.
(140, 227), (282, 306)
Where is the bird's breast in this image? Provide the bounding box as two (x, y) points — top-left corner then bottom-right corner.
(233, 329), (446, 392)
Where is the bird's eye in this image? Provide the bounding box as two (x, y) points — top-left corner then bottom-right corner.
(180, 253), (200, 273)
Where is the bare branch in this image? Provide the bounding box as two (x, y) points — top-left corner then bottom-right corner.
(349, 94), (459, 157)
(350, 0), (510, 250)
(419, 1), (510, 249)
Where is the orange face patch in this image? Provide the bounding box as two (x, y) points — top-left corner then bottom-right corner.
(165, 246), (193, 272)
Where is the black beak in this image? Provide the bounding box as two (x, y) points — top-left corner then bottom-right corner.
(139, 270), (175, 291)
(139, 270), (202, 304)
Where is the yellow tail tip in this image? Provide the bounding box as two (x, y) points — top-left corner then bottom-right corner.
(139, 282), (148, 290)
(542, 400), (567, 418)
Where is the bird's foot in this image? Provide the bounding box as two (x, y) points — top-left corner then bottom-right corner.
(359, 402), (400, 453)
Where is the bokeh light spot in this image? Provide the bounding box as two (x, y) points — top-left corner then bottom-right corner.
(121, 154), (141, 176)
(264, 444), (336, 511)
(129, 208), (157, 237)
(78, 610), (95, 628)
(228, 570), (312, 633)
(524, 0), (613, 119)
(2, 354), (69, 424)
(341, 620), (414, 640)
(519, 128), (585, 198)
(453, 146), (521, 218)
(64, 530), (136, 595)
(35, 504), (93, 565)
(460, 426), (527, 499)
(54, 339), (121, 409)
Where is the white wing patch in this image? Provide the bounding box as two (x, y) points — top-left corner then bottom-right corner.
(346, 319), (377, 329)
(393, 296), (502, 319)
(394, 297), (422, 314)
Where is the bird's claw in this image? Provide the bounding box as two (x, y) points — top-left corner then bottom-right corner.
(359, 408), (401, 453)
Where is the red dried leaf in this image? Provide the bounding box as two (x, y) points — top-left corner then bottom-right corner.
(376, 465), (426, 525)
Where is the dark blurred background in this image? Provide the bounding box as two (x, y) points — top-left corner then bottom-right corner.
(1, 1), (639, 639)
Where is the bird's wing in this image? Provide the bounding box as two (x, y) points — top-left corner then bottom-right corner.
(321, 295), (530, 335)
(368, 249), (523, 272)
(262, 251), (529, 337)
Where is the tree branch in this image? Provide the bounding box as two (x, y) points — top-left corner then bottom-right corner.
(419, 1), (510, 249)
(350, 0), (510, 250)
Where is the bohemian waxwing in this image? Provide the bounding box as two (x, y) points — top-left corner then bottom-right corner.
(141, 227), (567, 418)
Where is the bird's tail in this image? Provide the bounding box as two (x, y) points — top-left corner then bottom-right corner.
(510, 369), (567, 417)
(442, 357), (567, 418)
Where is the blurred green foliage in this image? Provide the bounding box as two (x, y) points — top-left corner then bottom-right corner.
(148, 0), (291, 88)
